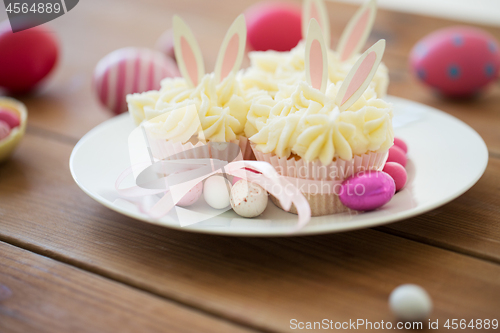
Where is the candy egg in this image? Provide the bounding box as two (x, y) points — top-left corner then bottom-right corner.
(383, 162), (407, 192)
(387, 145), (407, 167)
(339, 171), (395, 211)
(93, 48), (180, 115)
(230, 180), (268, 218)
(0, 97), (27, 163)
(393, 137), (408, 154)
(410, 26), (500, 97)
(389, 284), (433, 321)
(0, 20), (59, 93)
(245, 2), (302, 51)
(177, 181), (203, 207)
(203, 175), (232, 209)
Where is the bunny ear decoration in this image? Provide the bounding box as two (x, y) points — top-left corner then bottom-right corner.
(335, 39), (385, 112)
(302, 0), (330, 48)
(214, 15), (247, 84)
(305, 19), (328, 94)
(173, 15), (205, 88)
(336, 0), (377, 62)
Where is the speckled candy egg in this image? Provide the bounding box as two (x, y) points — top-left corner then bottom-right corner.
(93, 48), (180, 115)
(230, 180), (268, 218)
(410, 26), (500, 97)
(0, 20), (59, 93)
(245, 2), (302, 51)
(177, 182), (203, 207)
(339, 171), (396, 211)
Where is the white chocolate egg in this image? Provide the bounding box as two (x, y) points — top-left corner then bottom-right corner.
(389, 284), (433, 321)
(230, 180), (268, 218)
(203, 175), (232, 210)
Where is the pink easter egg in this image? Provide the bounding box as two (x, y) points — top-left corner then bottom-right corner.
(339, 171), (395, 211)
(0, 108), (20, 129)
(93, 48), (180, 115)
(177, 182), (203, 207)
(387, 145), (407, 168)
(0, 120), (10, 141)
(393, 137), (408, 154)
(0, 20), (59, 93)
(245, 2), (302, 51)
(410, 26), (500, 97)
(383, 162), (407, 192)
(156, 28), (176, 62)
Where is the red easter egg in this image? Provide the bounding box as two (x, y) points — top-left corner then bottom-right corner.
(245, 2), (302, 52)
(93, 48), (180, 115)
(387, 145), (407, 167)
(383, 162), (407, 192)
(393, 137), (408, 154)
(410, 26), (500, 97)
(0, 20), (59, 93)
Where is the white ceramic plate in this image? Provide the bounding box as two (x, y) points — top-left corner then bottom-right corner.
(70, 96), (488, 236)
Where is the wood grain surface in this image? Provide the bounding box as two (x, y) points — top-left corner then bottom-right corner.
(0, 0), (499, 332)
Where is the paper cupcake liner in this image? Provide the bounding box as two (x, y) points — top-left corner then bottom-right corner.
(252, 147), (388, 216)
(148, 135), (255, 162)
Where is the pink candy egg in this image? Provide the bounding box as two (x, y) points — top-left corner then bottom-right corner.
(0, 20), (59, 93)
(339, 171), (395, 211)
(383, 162), (407, 192)
(0, 108), (20, 129)
(410, 26), (500, 97)
(387, 145), (407, 167)
(0, 120), (10, 141)
(177, 182), (203, 207)
(245, 2), (302, 51)
(393, 137), (408, 154)
(93, 48), (180, 115)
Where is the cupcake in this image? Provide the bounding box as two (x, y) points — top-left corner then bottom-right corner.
(249, 20), (393, 216)
(240, 0), (389, 98)
(127, 15), (267, 161)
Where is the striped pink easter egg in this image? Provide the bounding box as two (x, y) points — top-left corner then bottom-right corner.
(93, 48), (180, 114)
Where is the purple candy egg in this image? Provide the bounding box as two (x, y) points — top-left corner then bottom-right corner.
(410, 26), (500, 97)
(339, 171), (396, 211)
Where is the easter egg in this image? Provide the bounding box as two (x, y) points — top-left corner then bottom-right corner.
(389, 284), (433, 321)
(387, 145), (407, 167)
(383, 162), (407, 192)
(393, 137), (408, 154)
(245, 2), (302, 51)
(410, 26), (500, 97)
(0, 20), (59, 93)
(230, 180), (268, 218)
(177, 181), (203, 207)
(339, 171), (395, 211)
(93, 48), (180, 115)
(203, 175), (232, 210)
(155, 28), (176, 62)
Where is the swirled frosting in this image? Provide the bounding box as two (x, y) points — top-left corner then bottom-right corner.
(249, 81), (393, 165)
(127, 72), (267, 143)
(142, 104), (201, 143)
(240, 41), (389, 98)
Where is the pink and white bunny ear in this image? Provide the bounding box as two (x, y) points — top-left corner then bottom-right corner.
(305, 18), (328, 94)
(302, 0), (330, 48)
(336, 0), (377, 62)
(335, 39), (385, 111)
(173, 15), (205, 88)
(214, 14), (247, 84)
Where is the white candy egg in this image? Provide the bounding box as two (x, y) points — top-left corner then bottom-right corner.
(389, 284), (433, 321)
(230, 180), (268, 218)
(203, 175), (232, 209)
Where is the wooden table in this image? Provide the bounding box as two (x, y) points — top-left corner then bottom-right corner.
(1, 1), (499, 332)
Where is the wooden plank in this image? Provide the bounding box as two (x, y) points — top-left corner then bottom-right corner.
(1, 0), (500, 154)
(0, 241), (257, 333)
(1, 134), (499, 332)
